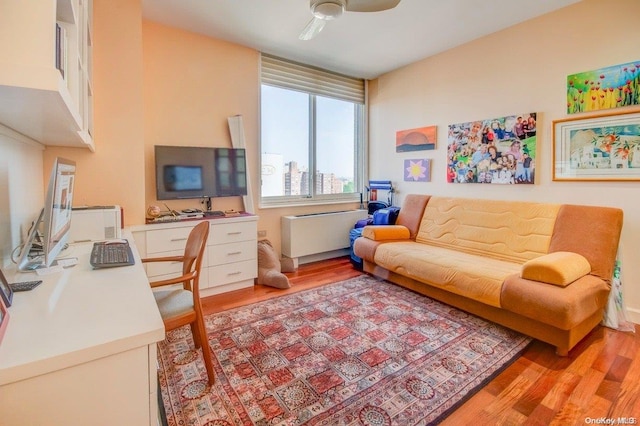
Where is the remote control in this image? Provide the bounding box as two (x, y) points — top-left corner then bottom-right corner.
(10, 280), (43, 292)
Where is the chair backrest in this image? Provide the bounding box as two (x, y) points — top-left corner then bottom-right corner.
(182, 221), (210, 292)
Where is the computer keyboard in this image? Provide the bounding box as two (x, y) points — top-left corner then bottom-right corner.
(90, 240), (135, 268)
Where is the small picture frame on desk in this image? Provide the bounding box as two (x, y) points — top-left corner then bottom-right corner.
(0, 291), (9, 345)
(0, 268), (13, 307)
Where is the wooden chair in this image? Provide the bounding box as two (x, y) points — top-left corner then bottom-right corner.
(142, 221), (215, 385)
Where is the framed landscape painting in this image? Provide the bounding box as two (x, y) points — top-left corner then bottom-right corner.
(396, 126), (436, 152)
(447, 113), (537, 184)
(553, 109), (640, 181)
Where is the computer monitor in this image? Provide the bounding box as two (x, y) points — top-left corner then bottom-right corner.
(17, 158), (76, 271)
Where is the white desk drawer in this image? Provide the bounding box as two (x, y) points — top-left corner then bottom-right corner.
(210, 221), (256, 245)
(145, 249), (184, 278)
(145, 247), (210, 277)
(208, 240), (256, 266)
(208, 260), (257, 287)
(146, 226), (193, 254)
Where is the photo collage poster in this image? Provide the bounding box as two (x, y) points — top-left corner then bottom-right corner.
(447, 113), (537, 184)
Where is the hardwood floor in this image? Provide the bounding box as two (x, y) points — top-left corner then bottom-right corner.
(201, 257), (640, 425)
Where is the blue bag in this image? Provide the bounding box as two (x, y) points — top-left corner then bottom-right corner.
(372, 207), (400, 225)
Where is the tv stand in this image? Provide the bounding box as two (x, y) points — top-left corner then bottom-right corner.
(203, 210), (225, 217)
(131, 214), (258, 297)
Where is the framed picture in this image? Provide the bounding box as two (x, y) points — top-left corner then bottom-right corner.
(396, 126), (437, 152)
(0, 292), (9, 345)
(0, 268), (13, 307)
(567, 60), (640, 114)
(404, 159), (431, 182)
(447, 113), (537, 184)
(553, 109), (640, 181)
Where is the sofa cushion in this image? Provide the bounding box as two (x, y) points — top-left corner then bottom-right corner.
(521, 251), (591, 287)
(548, 204), (623, 286)
(395, 194), (430, 240)
(502, 273), (610, 330)
(362, 225), (410, 241)
(416, 197), (561, 263)
(373, 241), (521, 308)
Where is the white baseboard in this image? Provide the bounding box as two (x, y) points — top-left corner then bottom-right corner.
(297, 249), (350, 265)
(625, 307), (640, 325)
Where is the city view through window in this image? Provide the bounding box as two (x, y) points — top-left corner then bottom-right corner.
(261, 85), (359, 199)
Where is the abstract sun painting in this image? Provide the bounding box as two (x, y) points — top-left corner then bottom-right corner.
(396, 126), (437, 152)
(404, 159), (431, 182)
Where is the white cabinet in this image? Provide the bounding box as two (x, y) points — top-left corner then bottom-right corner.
(0, 0), (94, 150)
(132, 215), (258, 296)
(207, 220), (257, 290)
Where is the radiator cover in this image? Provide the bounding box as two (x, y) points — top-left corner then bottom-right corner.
(281, 210), (368, 258)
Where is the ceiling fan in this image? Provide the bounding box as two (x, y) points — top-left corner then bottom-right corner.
(299, 0), (401, 41)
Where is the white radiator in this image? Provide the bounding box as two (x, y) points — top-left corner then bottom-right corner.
(281, 210), (368, 260)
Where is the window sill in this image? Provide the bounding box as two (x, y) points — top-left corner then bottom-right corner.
(259, 198), (363, 210)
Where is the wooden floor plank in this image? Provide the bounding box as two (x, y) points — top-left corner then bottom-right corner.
(200, 257), (640, 423)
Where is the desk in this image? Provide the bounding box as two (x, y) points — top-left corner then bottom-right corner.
(0, 233), (165, 426)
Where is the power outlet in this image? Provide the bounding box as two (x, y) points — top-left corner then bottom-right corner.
(258, 230), (267, 238)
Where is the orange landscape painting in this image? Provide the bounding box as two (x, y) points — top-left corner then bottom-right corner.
(396, 126), (437, 152)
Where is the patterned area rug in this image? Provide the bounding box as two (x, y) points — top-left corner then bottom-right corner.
(157, 275), (531, 425)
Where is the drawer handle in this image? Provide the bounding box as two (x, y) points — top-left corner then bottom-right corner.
(228, 271), (242, 276)
(227, 251), (242, 255)
(170, 237), (188, 242)
(227, 231), (242, 235)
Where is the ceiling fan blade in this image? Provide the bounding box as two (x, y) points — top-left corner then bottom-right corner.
(299, 17), (327, 40)
(345, 0), (401, 13)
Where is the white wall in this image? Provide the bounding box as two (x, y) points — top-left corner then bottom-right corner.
(368, 0), (640, 322)
(0, 125), (44, 267)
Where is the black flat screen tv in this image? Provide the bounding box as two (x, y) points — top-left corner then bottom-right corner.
(154, 145), (247, 200)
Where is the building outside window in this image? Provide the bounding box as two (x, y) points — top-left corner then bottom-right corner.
(260, 54), (365, 206)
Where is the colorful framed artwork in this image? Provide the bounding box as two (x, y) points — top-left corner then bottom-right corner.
(553, 109), (640, 181)
(0, 292), (9, 346)
(447, 113), (537, 184)
(567, 60), (640, 114)
(404, 159), (431, 182)
(0, 268), (13, 307)
(396, 126), (437, 152)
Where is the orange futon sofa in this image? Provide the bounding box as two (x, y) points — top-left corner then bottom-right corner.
(354, 194), (623, 355)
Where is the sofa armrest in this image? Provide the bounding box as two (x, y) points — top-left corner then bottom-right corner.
(362, 225), (411, 241)
(521, 251), (591, 287)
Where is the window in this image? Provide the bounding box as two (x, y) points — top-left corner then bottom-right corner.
(260, 54), (365, 206)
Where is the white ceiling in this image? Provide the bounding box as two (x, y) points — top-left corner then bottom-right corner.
(142, 0), (582, 80)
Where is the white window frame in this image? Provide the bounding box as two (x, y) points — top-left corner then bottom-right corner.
(259, 54), (367, 208)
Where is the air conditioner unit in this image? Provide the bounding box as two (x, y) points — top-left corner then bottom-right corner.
(69, 206), (122, 242)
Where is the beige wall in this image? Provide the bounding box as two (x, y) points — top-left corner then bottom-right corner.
(0, 128), (44, 266)
(141, 21), (258, 214)
(368, 0), (640, 322)
(141, 20), (360, 252)
(44, 0), (146, 227)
